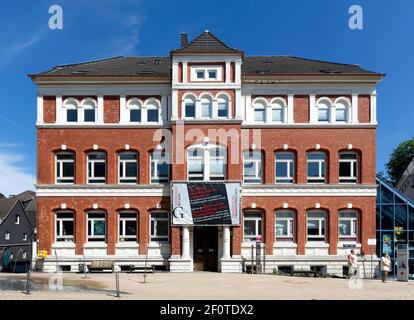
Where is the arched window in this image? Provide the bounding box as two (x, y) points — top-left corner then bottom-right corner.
(317, 99), (331, 123)
(275, 210), (295, 242)
(275, 151), (294, 184)
(243, 211), (263, 242)
(118, 211), (138, 242)
(200, 96), (212, 118)
(338, 210), (359, 242)
(307, 210), (327, 242)
(63, 98), (79, 123)
(118, 151), (138, 183)
(253, 100), (266, 122)
(87, 152), (106, 184)
(187, 144), (226, 181)
(335, 98), (350, 123)
(243, 150), (262, 184)
(184, 96), (196, 118)
(146, 99), (161, 123)
(127, 99), (142, 123)
(56, 151), (75, 184)
(217, 95), (229, 118)
(82, 98), (97, 123)
(270, 99), (286, 123)
(339, 151), (358, 183)
(87, 210), (106, 242)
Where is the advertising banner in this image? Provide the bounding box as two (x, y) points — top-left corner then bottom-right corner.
(171, 182), (241, 225)
(382, 234), (392, 254)
(396, 244), (409, 282)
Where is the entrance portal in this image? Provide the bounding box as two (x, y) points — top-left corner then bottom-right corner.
(193, 227), (218, 272)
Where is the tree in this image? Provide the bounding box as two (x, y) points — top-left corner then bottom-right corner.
(385, 138), (414, 186)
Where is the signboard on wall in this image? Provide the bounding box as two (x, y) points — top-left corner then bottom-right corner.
(382, 234), (392, 254)
(396, 244), (409, 282)
(171, 182), (241, 225)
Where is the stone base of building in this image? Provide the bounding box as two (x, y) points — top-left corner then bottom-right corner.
(168, 256), (193, 272)
(219, 256), (243, 273)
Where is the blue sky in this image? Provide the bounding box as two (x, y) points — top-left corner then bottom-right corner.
(0, 0), (412, 195)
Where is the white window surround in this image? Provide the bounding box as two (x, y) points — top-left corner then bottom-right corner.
(249, 97), (288, 124)
(87, 152), (106, 184)
(275, 210), (295, 241)
(339, 152), (358, 184)
(150, 211), (169, 242)
(315, 97), (353, 124)
(243, 150), (262, 184)
(55, 211), (75, 242)
(243, 212), (263, 242)
(118, 211), (138, 242)
(181, 92), (232, 120)
(190, 65), (223, 82)
(118, 151), (138, 184)
(120, 97), (163, 124)
(338, 210), (358, 242)
(150, 151), (170, 184)
(306, 211), (327, 242)
(87, 211), (106, 242)
(5, 232), (10, 240)
(187, 143), (226, 181)
(60, 97), (101, 124)
(55, 152), (75, 184)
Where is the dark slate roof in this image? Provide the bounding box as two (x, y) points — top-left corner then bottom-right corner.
(12, 190), (35, 202)
(242, 56), (377, 75)
(32, 56), (171, 77)
(171, 31), (242, 54)
(0, 199), (17, 220)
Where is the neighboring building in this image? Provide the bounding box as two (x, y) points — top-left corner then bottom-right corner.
(376, 175), (414, 278)
(0, 191), (36, 272)
(396, 158), (414, 202)
(30, 31), (384, 276)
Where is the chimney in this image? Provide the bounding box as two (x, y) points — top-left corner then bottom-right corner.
(180, 32), (188, 48)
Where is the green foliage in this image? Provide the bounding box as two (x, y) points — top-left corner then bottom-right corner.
(385, 138), (414, 186)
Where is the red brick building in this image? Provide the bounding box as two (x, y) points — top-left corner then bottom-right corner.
(30, 31), (384, 275)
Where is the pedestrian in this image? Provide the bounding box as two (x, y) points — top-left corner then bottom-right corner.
(380, 252), (391, 282)
(347, 249), (358, 278)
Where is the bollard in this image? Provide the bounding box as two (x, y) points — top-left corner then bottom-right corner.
(251, 245), (254, 274)
(115, 272), (120, 298)
(26, 269), (31, 295)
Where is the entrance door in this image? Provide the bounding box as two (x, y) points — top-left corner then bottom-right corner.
(193, 227), (218, 272)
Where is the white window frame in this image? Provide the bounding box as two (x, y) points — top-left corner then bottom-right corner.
(253, 103), (266, 123)
(200, 98), (213, 119)
(150, 211), (169, 242)
(190, 66), (222, 82)
(338, 211), (358, 242)
(307, 152), (326, 184)
(83, 100), (97, 123)
(15, 215), (20, 225)
(150, 151), (170, 184)
(339, 152), (358, 184)
(217, 97), (229, 119)
(307, 211), (326, 242)
(275, 152), (294, 184)
(23, 233), (27, 241)
(187, 144), (226, 181)
(118, 152), (138, 184)
(5, 232), (10, 240)
(55, 211), (74, 242)
(118, 212), (138, 242)
(184, 98), (196, 119)
(22, 251), (27, 259)
(243, 212), (263, 242)
(87, 211), (106, 242)
(275, 210), (295, 241)
(87, 152), (106, 184)
(243, 151), (262, 184)
(55, 152), (75, 184)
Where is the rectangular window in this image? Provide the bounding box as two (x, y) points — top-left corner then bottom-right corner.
(15, 215), (20, 224)
(339, 153), (358, 183)
(23, 233), (27, 241)
(318, 108), (329, 122)
(185, 103), (195, 118)
(275, 152), (294, 184)
(22, 251), (27, 259)
(150, 152), (170, 183)
(336, 108), (347, 122)
(67, 109), (78, 122)
(87, 153), (106, 184)
(119, 212), (137, 242)
(209, 148), (226, 180)
(87, 212), (106, 242)
(254, 108), (266, 122)
(147, 109), (159, 123)
(56, 153), (75, 184)
(130, 109), (141, 122)
(84, 108), (96, 122)
(307, 212), (326, 242)
(272, 108), (283, 122)
(150, 212), (169, 242)
(208, 70), (217, 79)
(275, 211), (295, 241)
(339, 211), (358, 242)
(217, 102), (228, 118)
(243, 151), (262, 184)
(196, 70), (205, 79)
(307, 152), (326, 183)
(188, 148), (204, 181)
(201, 102), (212, 118)
(5, 232), (10, 240)
(243, 213), (263, 242)
(119, 152), (138, 183)
(56, 212), (74, 242)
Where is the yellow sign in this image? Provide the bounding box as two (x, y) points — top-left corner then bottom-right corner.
(37, 250), (48, 258)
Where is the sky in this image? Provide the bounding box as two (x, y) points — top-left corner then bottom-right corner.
(0, 0), (413, 195)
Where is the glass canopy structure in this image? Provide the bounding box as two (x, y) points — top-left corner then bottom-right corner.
(376, 175), (414, 277)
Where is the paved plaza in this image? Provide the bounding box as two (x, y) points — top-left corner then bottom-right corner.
(0, 272), (413, 300)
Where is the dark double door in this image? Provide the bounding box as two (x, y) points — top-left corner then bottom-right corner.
(193, 227), (218, 272)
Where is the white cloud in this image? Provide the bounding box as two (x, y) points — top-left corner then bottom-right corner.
(0, 152), (35, 197)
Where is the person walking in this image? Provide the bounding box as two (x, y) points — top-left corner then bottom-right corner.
(380, 252), (391, 282)
(347, 249), (358, 279)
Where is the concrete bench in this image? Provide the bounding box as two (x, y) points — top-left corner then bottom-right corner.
(88, 260), (114, 272)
